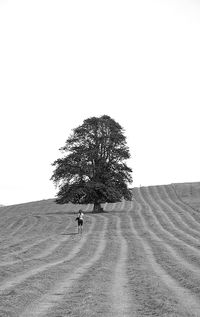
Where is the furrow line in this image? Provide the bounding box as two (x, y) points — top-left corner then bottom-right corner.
(144, 186), (200, 246)
(0, 214), (97, 291)
(131, 198), (200, 304)
(0, 217), (73, 265)
(165, 185), (200, 229)
(169, 185), (200, 224)
(134, 189), (200, 270)
(154, 186), (200, 238)
(128, 206), (200, 316)
(111, 215), (132, 317)
(137, 188), (200, 253)
(40, 214), (119, 317)
(20, 215), (108, 317)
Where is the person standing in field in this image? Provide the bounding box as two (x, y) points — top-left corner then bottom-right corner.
(76, 210), (84, 234)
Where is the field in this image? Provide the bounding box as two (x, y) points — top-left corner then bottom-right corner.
(1, 183), (200, 316)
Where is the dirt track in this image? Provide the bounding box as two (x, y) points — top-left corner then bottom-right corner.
(1, 184), (200, 316)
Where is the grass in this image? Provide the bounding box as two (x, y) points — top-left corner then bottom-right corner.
(0, 182), (200, 316)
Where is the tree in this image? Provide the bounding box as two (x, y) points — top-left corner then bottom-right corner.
(51, 115), (133, 211)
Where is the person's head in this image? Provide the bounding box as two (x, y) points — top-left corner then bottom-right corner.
(79, 209), (82, 214)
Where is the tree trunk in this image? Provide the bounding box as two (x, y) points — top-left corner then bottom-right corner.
(93, 202), (103, 212)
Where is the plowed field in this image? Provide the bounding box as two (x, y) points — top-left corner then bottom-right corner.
(1, 183), (200, 316)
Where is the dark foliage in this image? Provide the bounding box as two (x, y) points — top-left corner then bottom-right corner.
(51, 115), (133, 207)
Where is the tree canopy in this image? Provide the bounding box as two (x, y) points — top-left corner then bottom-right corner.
(51, 115), (133, 210)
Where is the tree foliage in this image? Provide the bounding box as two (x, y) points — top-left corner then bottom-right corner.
(51, 115), (133, 208)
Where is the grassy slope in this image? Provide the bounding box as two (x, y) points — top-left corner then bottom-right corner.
(0, 182), (200, 316)
(173, 182), (200, 211)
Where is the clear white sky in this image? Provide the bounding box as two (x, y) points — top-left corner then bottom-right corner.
(0, 0), (200, 205)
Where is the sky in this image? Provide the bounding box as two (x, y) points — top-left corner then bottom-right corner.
(0, 0), (200, 205)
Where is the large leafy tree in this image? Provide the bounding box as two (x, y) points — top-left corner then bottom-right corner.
(51, 115), (133, 211)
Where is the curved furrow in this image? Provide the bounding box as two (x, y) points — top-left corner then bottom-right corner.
(16, 215), (52, 239)
(131, 197), (200, 300)
(5, 217), (29, 237)
(133, 197), (200, 274)
(49, 214), (73, 233)
(12, 215), (43, 238)
(134, 188), (191, 247)
(0, 215), (49, 249)
(31, 214), (73, 237)
(35, 214), (72, 237)
(17, 216), (73, 262)
(0, 216), (92, 286)
(25, 216), (84, 263)
(10, 217), (36, 237)
(0, 236), (52, 263)
(14, 215), (66, 247)
(0, 213), (99, 291)
(23, 215), (59, 237)
(139, 187), (200, 251)
(110, 214), (132, 316)
(0, 214), (107, 317)
(133, 188), (200, 270)
(155, 186), (200, 237)
(0, 216), (24, 237)
(159, 185), (200, 229)
(127, 203), (200, 316)
(22, 213), (132, 317)
(144, 186), (200, 244)
(152, 186), (200, 238)
(122, 201), (197, 317)
(26, 218), (74, 260)
(0, 215), (72, 261)
(139, 224), (200, 301)
(0, 236), (39, 259)
(165, 185), (200, 227)
(167, 185), (200, 224)
(20, 214), (110, 317)
(0, 217), (72, 265)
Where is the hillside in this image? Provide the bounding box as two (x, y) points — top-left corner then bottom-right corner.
(173, 182), (200, 211)
(0, 182), (200, 316)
